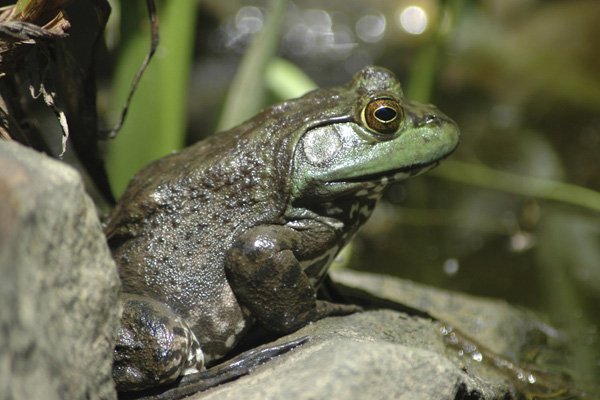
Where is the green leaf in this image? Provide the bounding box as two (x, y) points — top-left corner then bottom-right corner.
(406, 0), (466, 102)
(216, 0), (288, 131)
(265, 57), (317, 101)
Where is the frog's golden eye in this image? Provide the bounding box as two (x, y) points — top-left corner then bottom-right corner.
(362, 98), (403, 135)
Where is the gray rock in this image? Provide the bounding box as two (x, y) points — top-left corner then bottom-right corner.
(330, 269), (546, 357)
(195, 312), (508, 400)
(0, 141), (121, 400)
(184, 270), (559, 400)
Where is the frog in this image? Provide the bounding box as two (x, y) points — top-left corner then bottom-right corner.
(105, 66), (460, 394)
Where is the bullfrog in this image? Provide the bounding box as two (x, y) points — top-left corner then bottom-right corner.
(106, 66), (459, 393)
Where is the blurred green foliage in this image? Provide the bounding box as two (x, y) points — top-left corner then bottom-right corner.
(107, 0), (197, 196)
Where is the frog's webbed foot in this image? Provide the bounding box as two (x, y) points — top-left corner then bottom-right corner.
(120, 336), (310, 400)
(114, 294), (204, 392)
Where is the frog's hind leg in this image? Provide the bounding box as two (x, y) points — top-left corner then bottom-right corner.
(113, 293), (204, 392)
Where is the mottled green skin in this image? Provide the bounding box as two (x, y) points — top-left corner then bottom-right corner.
(106, 66), (459, 391)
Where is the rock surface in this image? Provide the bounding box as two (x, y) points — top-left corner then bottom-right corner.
(0, 141), (121, 400)
(183, 270), (555, 400)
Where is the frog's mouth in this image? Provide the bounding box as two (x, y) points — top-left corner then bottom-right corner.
(298, 155), (450, 202)
(339, 159), (440, 184)
(333, 140), (458, 185)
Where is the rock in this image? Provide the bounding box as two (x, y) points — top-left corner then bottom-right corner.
(194, 312), (509, 400)
(330, 269), (546, 357)
(183, 270), (558, 400)
(0, 141), (121, 400)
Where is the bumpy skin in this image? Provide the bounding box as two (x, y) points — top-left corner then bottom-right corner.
(106, 66), (459, 391)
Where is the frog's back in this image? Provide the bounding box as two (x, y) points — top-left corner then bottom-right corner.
(106, 122), (281, 360)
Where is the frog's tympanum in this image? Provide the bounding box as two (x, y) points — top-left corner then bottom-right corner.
(106, 66), (459, 392)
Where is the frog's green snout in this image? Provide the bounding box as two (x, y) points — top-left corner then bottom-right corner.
(409, 104), (460, 160)
(408, 101), (459, 137)
(437, 115), (460, 154)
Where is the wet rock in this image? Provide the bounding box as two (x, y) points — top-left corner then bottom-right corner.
(186, 270), (554, 400)
(0, 141), (121, 400)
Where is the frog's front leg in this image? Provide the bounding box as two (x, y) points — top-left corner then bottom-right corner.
(113, 293), (203, 392)
(225, 223), (361, 334)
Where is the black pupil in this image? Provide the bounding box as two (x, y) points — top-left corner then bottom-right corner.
(374, 106), (397, 122)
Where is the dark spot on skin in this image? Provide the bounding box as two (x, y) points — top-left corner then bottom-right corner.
(282, 265), (302, 289)
(252, 263), (277, 283)
(172, 326), (186, 337)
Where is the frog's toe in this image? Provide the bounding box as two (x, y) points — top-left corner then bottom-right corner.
(183, 333), (205, 376)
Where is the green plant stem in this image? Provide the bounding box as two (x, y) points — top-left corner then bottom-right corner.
(433, 160), (600, 213)
(406, 0), (465, 102)
(406, 41), (439, 103)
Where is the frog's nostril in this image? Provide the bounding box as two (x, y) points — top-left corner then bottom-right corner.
(423, 114), (437, 124)
(415, 113), (438, 127)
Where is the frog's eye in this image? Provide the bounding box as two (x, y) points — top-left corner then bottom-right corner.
(361, 98), (403, 135)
